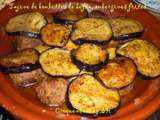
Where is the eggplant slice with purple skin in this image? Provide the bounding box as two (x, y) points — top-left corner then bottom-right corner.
(117, 39), (160, 78)
(54, 8), (88, 25)
(8, 32), (40, 39)
(39, 48), (80, 77)
(108, 17), (144, 40)
(40, 23), (70, 47)
(66, 74), (120, 117)
(71, 18), (112, 45)
(0, 49), (40, 73)
(6, 12), (47, 38)
(95, 57), (137, 89)
(71, 43), (109, 71)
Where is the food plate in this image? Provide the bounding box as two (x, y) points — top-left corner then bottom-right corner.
(0, 0), (159, 120)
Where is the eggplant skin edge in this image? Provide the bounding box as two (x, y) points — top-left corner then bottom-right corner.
(71, 18), (113, 45)
(53, 18), (75, 25)
(71, 38), (111, 45)
(95, 57), (137, 89)
(7, 31), (40, 39)
(113, 32), (143, 40)
(65, 75), (119, 118)
(39, 48), (81, 78)
(116, 39), (160, 77)
(136, 72), (160, 80)
(0, 63), (40, 74)
(71, 50), (109, 72)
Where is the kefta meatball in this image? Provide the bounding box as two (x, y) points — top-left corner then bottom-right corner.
(14, 36), (43, 51)
(36, 78), (68, 106)
(9, 68), (50, 87)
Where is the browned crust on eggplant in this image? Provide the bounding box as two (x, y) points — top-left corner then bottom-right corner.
(41, 24), (70, 47)
(96, 57), (137, 89)
(117, 39), (160, 77)
(66, 74), (120, 117)
(6, 12), (47, 34)
(71, 43), (109, 71)
(108, 17), (144, 40)
(0, 49), (39, 68)
(39, 48), (80, 77)
(71, 18), (112, 45)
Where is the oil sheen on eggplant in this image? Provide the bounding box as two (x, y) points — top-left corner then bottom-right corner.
(0, 49), (40, 73)
(71, 43), (108, 71)
(66, 74), (120, 117)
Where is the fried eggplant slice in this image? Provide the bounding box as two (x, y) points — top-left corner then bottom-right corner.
(0, 49), (39, 73)
(54, 9), (88, 25)
(96, 57), (137, 89)
(66, 74), (120, 117)
(71, 43), (108, 71)
(117, 39), (160, 77)
(6, 12), (46, 37)
(41, 24), (70, 47)
(108, 17), (144, 40)
(71, 18), (112, 45)
(39, 48), (80, 77)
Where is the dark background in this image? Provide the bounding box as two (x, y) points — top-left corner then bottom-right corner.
(0, 107), (159, 120)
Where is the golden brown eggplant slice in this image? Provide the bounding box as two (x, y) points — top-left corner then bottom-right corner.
(71, 43), (108, 71)
(96, 57), (137, 89)
(6, 12), (47, 37)
(41, 24), (70, 47)
(117, 39), (160, 78)
(108, 17), (144, 40)
(0, 49), (40, 73)
(39, 48), (80, 77)
(66, 74), (120, 117)
(71, 18), (112, 45)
